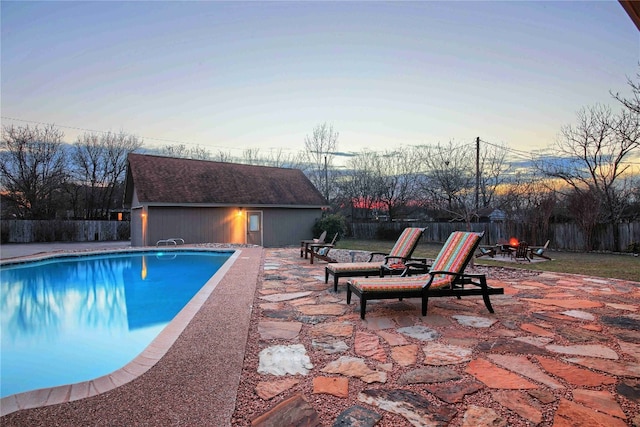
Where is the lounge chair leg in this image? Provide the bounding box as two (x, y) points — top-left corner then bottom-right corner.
(422, 296), (429, 316)
(480, 277), (495, 313)
(325, 268), (329, 284)
(483, 293), (495, 313)
(360, 298), (367, 320)
(347, 287), (352, 304)
(334, 276), (339, 293)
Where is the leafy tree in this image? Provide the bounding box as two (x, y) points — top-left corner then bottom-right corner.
(0, 124), (68, 219)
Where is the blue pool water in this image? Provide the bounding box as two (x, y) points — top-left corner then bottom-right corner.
(0, 250), (232, 398)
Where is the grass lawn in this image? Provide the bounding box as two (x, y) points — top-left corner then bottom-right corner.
(334, 239), (640, 283)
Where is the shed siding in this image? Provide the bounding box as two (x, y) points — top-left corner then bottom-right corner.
(134, 206), (322, 247)
(146, 207), (235, 245)
(131, 207), (143, 246)
(262, 209), (322, 247)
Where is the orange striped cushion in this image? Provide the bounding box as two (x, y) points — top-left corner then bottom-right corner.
(349, 275), (427, 292)
(327, 262), (382, 274)
(348, 273), (454, 292)
(429, 232), (480, 288)
(388, 228), (424, 258)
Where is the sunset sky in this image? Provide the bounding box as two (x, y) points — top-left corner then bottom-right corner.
(1, 1), (638, 162)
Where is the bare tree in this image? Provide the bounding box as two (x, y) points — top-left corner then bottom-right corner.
(499, 172), (557, 244)
(375, 147), (423, 221)
(103, 131), (143, 214)
(73, 133), (110, 218)
(419, 141), (476, 225)
(339, 150), (383, 222)
(611, 69), (640, 114)
(259, 148), (305, 169)
(539, 103), (640, 250)
(0, 124), (68, 219)
(241, 148), (260, 165)
(213, 150), (233, 162)
(158, 143), (211, 160)
(302, 122), (339, 201)
(566, 187), (601, 251)
(478, 141), (510, 208)
(72, 131), (142, 219)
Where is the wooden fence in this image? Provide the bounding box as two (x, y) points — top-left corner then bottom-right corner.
(349, 221), (640, 253)
(2, 219), (639, 252)
(1, 220), (130, 243)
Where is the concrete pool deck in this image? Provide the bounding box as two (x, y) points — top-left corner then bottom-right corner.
(0, 241), (134, 260)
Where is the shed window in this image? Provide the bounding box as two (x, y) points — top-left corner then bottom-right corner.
(249, 214), (260, 232)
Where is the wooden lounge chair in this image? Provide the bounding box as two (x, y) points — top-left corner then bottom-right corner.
(300, 230), (327, 258)
(476, 246), (496, 258)
(346, 231), (504, 319)
(530, 240), (551, 260)
(324, 227), (426, 292)
(308, 233), (339, 264)
(512, 241), (531, 262)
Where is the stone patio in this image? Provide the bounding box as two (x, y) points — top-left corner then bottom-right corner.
(0, 244), (638, 426)
(235, 248), (640, 426)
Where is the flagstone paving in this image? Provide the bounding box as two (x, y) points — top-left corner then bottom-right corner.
(235, 248), (640, 426)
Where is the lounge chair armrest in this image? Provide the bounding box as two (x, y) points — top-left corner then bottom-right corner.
(427, 270), (466, 278)
(458, 272), (486, 279)
(309, 243), (334, 249)
(367, 252), (388, 262)
(400, 261), (431, 276)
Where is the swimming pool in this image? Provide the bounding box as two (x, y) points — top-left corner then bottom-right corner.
(0, 250), (234, 399)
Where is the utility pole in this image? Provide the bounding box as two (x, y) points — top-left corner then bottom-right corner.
(475, 137), (480, 215)
(324, 155), (329, 202)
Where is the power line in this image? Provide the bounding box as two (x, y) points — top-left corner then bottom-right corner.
(0, 116), (269, 154)
(479, 138), (539, 161)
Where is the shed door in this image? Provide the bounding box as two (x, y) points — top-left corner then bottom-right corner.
(246, 210), (263, 246)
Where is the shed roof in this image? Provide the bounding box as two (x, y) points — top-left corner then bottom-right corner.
(125, 153), (327, 207)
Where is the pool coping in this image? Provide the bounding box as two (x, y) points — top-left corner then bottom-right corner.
(0, 246), (259, 420)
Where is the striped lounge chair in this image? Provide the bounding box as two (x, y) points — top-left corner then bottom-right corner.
(325, 227), (426, 292)
(347, 231), (504, 319)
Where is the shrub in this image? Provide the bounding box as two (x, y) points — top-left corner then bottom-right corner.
(117, 222), (130, 240)
(313, 214), (347, 243)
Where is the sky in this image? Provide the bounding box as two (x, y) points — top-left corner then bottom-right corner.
(1, 1), (638, 163)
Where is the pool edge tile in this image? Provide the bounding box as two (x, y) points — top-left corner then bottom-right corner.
(108, 369), (137, 388)
(46, 385), (71, 406)
(69, 382), (91, 402)
(91, 376), (117, 395)
(14, 388), (51, 411)
(0, 395), (20, 417)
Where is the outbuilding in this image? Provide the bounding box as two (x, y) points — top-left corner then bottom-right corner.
(124, 153), (327, 247)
